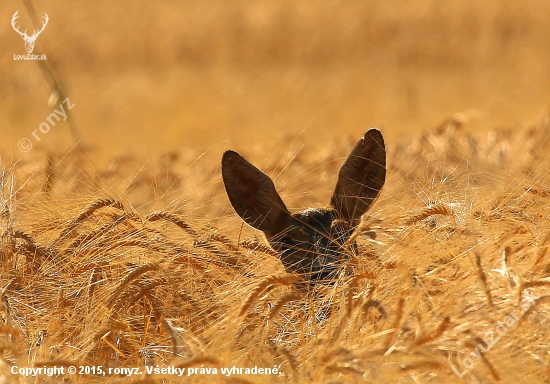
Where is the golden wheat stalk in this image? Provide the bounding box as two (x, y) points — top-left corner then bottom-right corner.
(405, 204), (454, 225)
(357, 284), (384, 323)
(207, 233), (239, 251)
(66, 219), (125, 250)
(279, 347), (299, 374)
(239, 274), (301, 317)
(520, 279), (550, 290)
(193, 239), (230, 260)
(106, 263), (159, 308)
(268, 292), (304, 320)
(501, 245), (519, 290)
(467, 337), (500, 380)
(481, 356), (500, 381)
(383, 294), (406, 351)
(319, 346), (351, 365)
(71, 261), (110, 275)
(147, 211), (199, 237)
(330, 313), (351, 343)
(342, 225), (360, 256)
(412, 316), (450, 346)
(13, 230), (35, 244)
(321, 348), (363, 378)
(345, 274), (375, 318)
(162, 319), (182, 356)
(15, 244), (50, 273)
(72, 198), (125, 223)
(100, 331), (124, 355)
(472, 252), (494, 307)
(239, 239), (279, 257)
(119, 279), (166, 309)
(517, 295), (550, 325)
(518, 279), (550, 306)
(13, 230), (56, 272)
(13, 230), (55, 266)
(56, 198), (125, 243)
(346, 280), (356, 318)
(43, 153), (55, 194)
(527, 187), (550, 198)
(164, 320), (207, 357)
(361, 299), (387, 319)
(532, 246), (548, 269)
(400, 361), (443, 371)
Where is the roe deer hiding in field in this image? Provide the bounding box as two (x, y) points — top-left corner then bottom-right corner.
(222, 129), (386, 282)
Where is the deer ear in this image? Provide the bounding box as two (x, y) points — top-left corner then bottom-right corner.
(330, 128), (386, 224)
(222, 150), (291, 235)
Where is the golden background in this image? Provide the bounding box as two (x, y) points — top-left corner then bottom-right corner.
(2, 3), (550, 381)
(1, 0), (550, 155)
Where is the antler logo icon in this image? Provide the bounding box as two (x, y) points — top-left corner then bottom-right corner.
(11, 11), (48, 54)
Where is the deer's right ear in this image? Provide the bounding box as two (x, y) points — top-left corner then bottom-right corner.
(330, 128), (386, 224)
(222, 150), (291, 235)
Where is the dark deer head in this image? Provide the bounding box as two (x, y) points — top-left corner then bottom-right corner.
(222, 129), (386, 281)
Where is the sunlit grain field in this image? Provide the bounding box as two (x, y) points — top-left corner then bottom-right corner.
(1, 115), (550, 383)
(2, 0), (550, 154)
(2, 1), (550, 383)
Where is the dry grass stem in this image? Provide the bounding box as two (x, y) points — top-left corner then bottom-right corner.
(472, 252), (494, 307)
(405, 204), (455, 225)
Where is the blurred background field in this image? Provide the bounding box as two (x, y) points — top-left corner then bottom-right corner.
(2, 2), (550, 383)
(1, 0), (550, 155)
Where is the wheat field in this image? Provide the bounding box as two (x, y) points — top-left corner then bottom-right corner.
(1, 114), (550, 383)
(3, 1), (550, 383)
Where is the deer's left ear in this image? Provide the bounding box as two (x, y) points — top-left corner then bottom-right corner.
(330, 129), (386, 224)
(222, 150), (292, 236)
